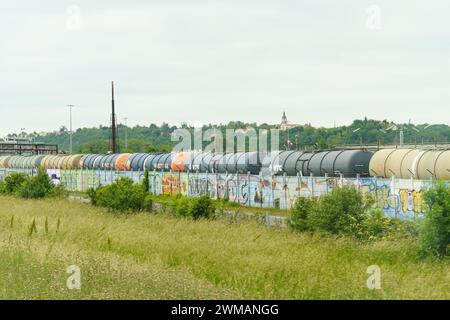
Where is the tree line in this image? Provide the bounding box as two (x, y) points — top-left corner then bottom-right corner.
(27, 118), (450, 153)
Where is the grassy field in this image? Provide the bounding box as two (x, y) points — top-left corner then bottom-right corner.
(0, 196), (449, 299)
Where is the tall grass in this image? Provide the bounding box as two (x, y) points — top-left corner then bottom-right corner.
(0, 196), (449, 299)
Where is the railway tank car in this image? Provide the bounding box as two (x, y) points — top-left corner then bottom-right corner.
(169, 151), (262, 174)
(127, 153), (147, 171)
(261, 150), (373, 177)
(369, 148), (450, 180)
(0, 156), (11, 168)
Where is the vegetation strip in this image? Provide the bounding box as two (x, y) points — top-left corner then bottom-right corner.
(0, 169), (449, 299)
(0, 196), (449, 299)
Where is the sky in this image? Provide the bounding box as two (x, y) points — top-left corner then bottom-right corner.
(0, 0), (449, 136)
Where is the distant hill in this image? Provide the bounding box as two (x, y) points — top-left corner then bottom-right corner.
(13, 119), (450, 153)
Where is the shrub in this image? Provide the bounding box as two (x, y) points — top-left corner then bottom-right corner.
(19, 169), (54, 199)
(287, 197), (316, 232)
(359, 209), (399, 241)
(420, 183), (450, 257)
(87, 187), (98, 205)
(287, 186), (407, 241)
(174, 196), (192, 217)
(189, 195), (215, 220)
(4, 172), (29, 195)
(94, 178), (147, 212)
(383, 217), (420, 240)
(158, 194), (216, 219)
(308, 186), (374, 239)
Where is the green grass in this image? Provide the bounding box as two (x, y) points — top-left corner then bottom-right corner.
(0, 196), (449, 299)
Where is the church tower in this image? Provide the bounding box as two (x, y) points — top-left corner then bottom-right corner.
(281, 111), (288, 125)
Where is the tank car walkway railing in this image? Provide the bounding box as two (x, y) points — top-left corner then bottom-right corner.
(0, 143), (58, 155)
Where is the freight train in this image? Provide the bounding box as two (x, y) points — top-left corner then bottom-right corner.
(369, 148), (450, 180)
(0, 148), (449, 180)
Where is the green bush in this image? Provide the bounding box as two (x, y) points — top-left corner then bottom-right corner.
(358, 208), (408, 241)
(4, 172), (29, 195)
(19, 169), (54, 199)
(174, 196), (192, 217)
(309, 186), (374, 239)
(420, 183), (450, 257)
(190, 195), (215, 220)
(93, 178), (147, 212)
(87, 187), (98, 205)
(0, 170), (67, 199)
(156, 194), (216, 219)
(287, 197), (316, 232)
(287, 186), (406, 241)
(362, 209), (392, 238)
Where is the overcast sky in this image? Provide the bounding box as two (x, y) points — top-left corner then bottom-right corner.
(0, 0), (449, 136)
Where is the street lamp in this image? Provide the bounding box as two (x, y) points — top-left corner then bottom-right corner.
(353, 127), (363, 147)
(67, 105), (75, 154)
(386, 123), (405, 147)
(423, 124), (439, 146)
(401, 123), (438, 147)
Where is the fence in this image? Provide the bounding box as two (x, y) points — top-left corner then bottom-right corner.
(2, 168), (447, 219)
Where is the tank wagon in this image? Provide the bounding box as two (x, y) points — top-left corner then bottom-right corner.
(261, 150), (374, 177)
(0, 156), (11, 168)
(369, 148), (450, 180)
(169, 152), (261, 174)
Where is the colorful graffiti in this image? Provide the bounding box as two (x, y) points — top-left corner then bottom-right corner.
(161, 173), (187, 195)
(0, 168), (444, 218)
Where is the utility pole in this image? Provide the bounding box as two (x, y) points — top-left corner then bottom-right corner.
(67, 104), (74, 154)
(111, 81), (117, 153)
(123, 117), (128, 151)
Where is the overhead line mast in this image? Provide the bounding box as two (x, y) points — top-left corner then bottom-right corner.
(111, 81), (117, 153)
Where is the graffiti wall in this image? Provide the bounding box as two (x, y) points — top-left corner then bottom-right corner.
(0, 168), (445, 219)
(52, 170), (438, 218)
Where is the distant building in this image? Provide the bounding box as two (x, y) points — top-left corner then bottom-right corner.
(2, 136), (32, 144)
(279, 111), (300, 131)
(281, 111), (288, 125)
(278, 111), (302, 150)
